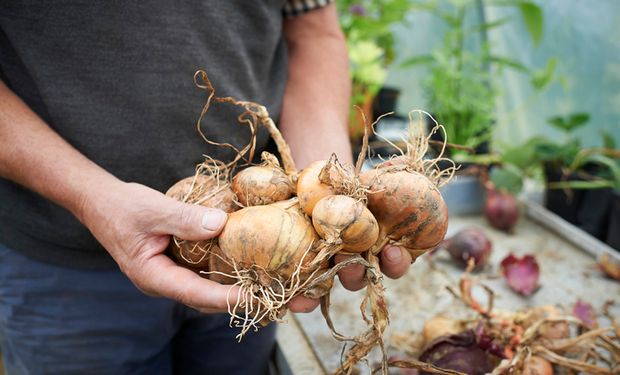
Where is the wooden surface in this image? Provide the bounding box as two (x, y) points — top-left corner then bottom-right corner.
(280, 201), (620, 374)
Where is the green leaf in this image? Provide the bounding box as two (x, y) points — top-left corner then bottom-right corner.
(486, 55), (529, 72)
(468, 17), (511, 33)
(400, 54), (434, 68)
(518, 1), (544, 46)
(601, 130), (617, 149)
(547, 112), (589, 132)
(490, 165), (524, 195)
(531, 58), (557, 90)
(547, 180), (614, 190)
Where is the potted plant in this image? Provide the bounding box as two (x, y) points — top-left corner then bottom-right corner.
(337, 0), (413, 141)
(491, 113), (619, 242)
(399, 0), (548, 214)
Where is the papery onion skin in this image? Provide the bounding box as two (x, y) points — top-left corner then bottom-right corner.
(166, 175), (237, 269)
(296, 160), (334, 216)
(421, 316), (463, 348)
(522, 356), (553, 375)
(232, 165), (292, 206)
(419, 330), (496, 375)
(360, 169), (448, 259)
(218, 201), (319, 285)
(311, 195), (379, 253)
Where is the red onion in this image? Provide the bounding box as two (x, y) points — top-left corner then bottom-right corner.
(445, 228), (492, 270)
(485, 188), (519, 233)
(418, 330), (497, 375)
(500, 254), (540, 296)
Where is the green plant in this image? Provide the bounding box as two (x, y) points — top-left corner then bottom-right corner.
(337, 0), (413, 134)
(402, 0), (550, 153)
(490, 112), (619, 194)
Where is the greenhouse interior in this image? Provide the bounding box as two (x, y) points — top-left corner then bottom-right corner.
(0, 1), (618, 375)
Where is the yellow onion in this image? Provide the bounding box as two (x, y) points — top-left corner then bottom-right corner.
(165, 174), (237, 270)
(360, 169), (448, 260)
(296, 160), (334, 216)
(232, 165), (293, 206)
(311, 195), (379, 253)
(217, 200), (319, 287)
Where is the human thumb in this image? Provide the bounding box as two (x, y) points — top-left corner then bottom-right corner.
(161, 200), (228, 240)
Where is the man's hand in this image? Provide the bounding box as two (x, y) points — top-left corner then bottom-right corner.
(78, 180), (244, 313)
(335, 246), (413, 291)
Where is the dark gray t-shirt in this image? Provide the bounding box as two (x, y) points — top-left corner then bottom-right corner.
(0, 1), (294, 268)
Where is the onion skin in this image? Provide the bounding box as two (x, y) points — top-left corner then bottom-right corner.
(522, 356), (553, 375)
(360, 169), (448, 259)
(166, 174), (238, 213)
(232, 165), (292, 206)
(519, 305), (569, 340)
(218, 201), (319, 286)
(165, 175), (237, 269)
(419, 330), (496, 375)
(311, 195), (379, 253)
(421, 316), (463, 348)
(485, 188), (519, 233)
(297, 160), (334, 216)
(445, 228), (492, 270)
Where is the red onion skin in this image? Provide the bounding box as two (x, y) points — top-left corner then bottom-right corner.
(500, 254), (540, 296)
(485, 188), (519, 233)
(419, 330), (496, 375)
(445, 228), (492, 270)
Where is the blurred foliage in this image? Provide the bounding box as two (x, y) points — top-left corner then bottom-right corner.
(337, 0), (414, 121)
(401, 0), (552, 151)
(491, 112), (620, 192)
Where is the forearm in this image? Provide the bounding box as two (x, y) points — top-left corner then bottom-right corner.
(0, 80), (120, 222)
(280, 5), (352, 170)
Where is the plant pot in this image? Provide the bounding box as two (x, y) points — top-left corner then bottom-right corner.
(440, 174), (486, 216)
(606, 190), (620, 251)
(544, 165), (585, 224)
(544, 163), (613, 241)
(372, 87), (400, 120)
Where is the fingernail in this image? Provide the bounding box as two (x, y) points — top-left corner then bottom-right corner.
(202, 209), (227, 231)
(386, 246), (402, 263)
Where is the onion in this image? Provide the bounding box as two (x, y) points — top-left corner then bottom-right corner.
(444, 227), (492, 270)
(522, 356), (553, 375)
(165, 174), (237, 270)
(485, 188), (519, 233)
(519, 305), (569, 340)
(418, 330), (497, 375)
(296, 160), (334, 216)
(232, 153), (293, 206)
(218, 201), (319, 284)
(311, 195), (379, 253)
(360, 169), (448, 260)
(421, 316), (463, 348)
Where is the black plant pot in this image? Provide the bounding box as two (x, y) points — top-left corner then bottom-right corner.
(544, 165), (585, 224)
(544, 164), (613, 241)
(372, 87), (401, 120)
(606, 190), (620, 251)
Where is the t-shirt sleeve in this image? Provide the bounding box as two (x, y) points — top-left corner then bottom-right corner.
(283, 0), (335, 18)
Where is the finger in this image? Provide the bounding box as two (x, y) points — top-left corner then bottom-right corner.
(335, 254), (367, 291)
(380, 245), (412, 279)
(156, 198), (228, 240)
(135, 253), (240, 312)
(288, 296), (320, 313)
